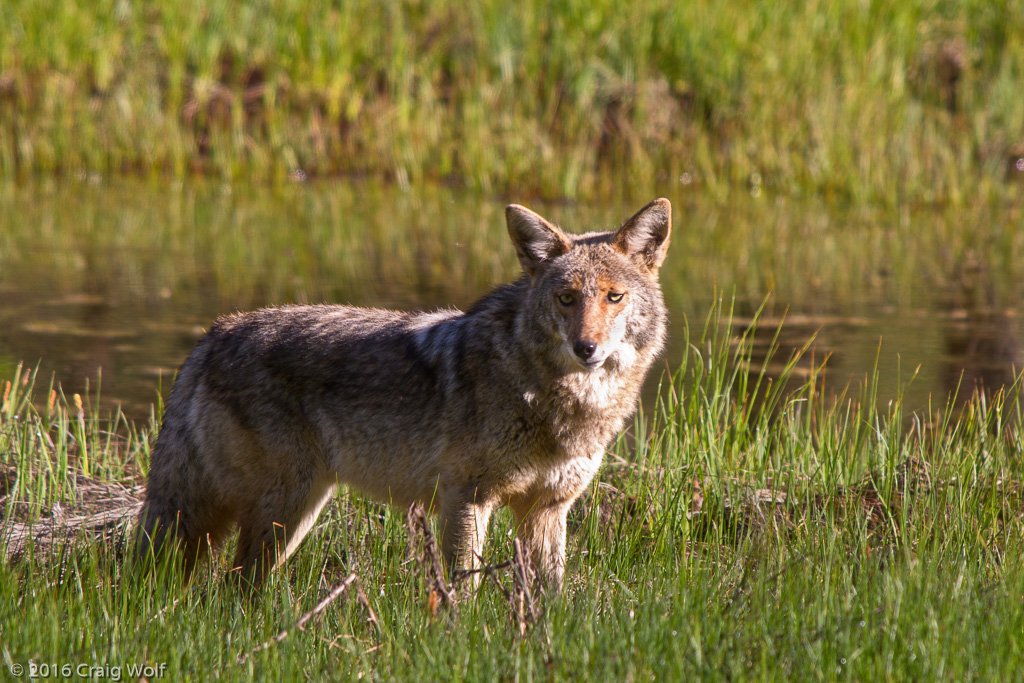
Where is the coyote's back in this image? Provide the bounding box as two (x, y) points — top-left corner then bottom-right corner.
(137, 199), (672, 591)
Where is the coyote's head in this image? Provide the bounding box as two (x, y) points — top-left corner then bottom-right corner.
(506, 199), (671, 373)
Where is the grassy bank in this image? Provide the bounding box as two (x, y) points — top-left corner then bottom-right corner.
(2, 0), (1023, 202)
(2, 311), (1023, 680)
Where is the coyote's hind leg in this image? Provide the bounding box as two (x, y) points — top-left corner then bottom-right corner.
(231, 478), (336, 588)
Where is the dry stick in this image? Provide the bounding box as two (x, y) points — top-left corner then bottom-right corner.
(483, 563), (512, 601)
(296, 572), (360, 630)
(354, 580), (380, 628)
(404, 503), (537, 628)
(237, 572), (358, 665)
(405, 503), (457, 611)
(453, 558), (513, 582)
(313, 554), (379, 630)
(511, 538), (536, 634)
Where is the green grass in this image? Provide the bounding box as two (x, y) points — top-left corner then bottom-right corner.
(2, 0), (1023, 202)
(2, 307), (1023, 680)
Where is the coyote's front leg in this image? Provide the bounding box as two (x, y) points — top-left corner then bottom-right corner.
(510, 497), (573, 593)
(439, 495), (493, 587)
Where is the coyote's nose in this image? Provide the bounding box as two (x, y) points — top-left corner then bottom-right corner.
(573, 340), (597, 361)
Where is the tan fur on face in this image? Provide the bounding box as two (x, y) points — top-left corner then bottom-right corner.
(555, 274), (630, 370)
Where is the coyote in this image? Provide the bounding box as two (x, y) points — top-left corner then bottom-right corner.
(136, 198), (671, 591)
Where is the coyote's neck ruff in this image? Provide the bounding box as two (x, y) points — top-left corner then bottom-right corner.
(137, 199), (671, 593)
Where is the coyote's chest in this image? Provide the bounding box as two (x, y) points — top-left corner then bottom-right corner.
(559, 367), (632, 412)
(522, 368), (638, 460)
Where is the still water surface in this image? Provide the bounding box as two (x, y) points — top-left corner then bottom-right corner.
(1, 179), (1021, 421)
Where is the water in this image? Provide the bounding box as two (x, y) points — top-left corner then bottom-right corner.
(1, 178), (1021, 421)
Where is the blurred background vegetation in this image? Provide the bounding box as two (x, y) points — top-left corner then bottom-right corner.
(1, 0), (1022, 201)
(1, 1), (1023, 416)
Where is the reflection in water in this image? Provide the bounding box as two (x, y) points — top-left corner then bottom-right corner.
(938, 255), (1021, 409)
(1, 179), (1021, 422)
(728, 302), (1023, 426)
(728, 307), (865, 382)
(725, 302), (866, 422)
(726, 254), (1024, 423)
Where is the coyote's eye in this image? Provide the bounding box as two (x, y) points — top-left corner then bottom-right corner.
(557, 293), (574, 307)
(607, 291), (624, 303)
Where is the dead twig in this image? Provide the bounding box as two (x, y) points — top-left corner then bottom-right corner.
(452, 558), (513, 582)
(237, 572), (359, 664)
(510, 538), (536, 634)
(405, 503), (457, 616)
(354, 579), (380, 629)
(482, 562), (513, 601)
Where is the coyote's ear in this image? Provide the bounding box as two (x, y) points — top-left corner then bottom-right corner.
(506, 205), (571, 276)
(612, 198), (672, 272)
